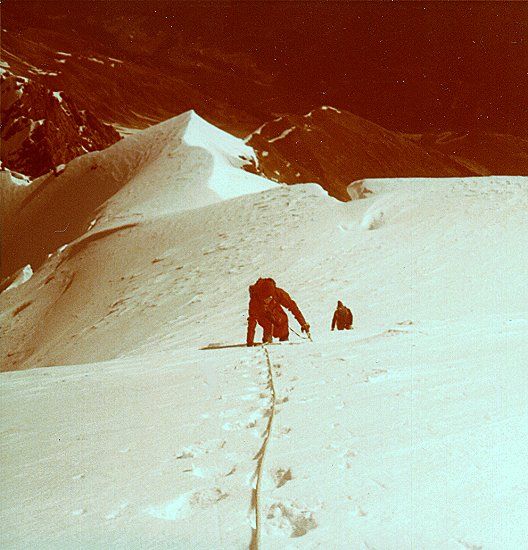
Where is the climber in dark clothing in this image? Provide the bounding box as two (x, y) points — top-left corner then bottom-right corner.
(331, 301), (353, 330)
(246, 278), (310, 346)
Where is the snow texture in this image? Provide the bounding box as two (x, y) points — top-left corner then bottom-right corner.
(2, 264), (33, 292)
(1, 112), (527, 548)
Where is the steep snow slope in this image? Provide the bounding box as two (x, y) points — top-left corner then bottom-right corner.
(0, 167), (31, 222)
(1, 112), (527, 547)
(1, 111), (274, 278)
(3, 175), (526, 370)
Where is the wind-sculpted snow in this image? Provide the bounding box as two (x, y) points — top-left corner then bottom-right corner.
(1, 113), (527, 547)
(1, 111), (274, 278)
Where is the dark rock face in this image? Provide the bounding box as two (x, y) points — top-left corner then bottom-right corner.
(1, 71), (120, 178)
(1, 13), (524, 179)
(246, 107), (477, 201)
(0, 26), (269, 138)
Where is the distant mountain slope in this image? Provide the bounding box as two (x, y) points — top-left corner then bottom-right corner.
(246, 107), (477, 200)
(406, 132), (528, 175)
(3, 1), (527, 137)
(2, 22), (525, 182)
(1, 70), (120, 178)
(0, 26), (270, 137)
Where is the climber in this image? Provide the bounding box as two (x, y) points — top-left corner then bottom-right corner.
(246, 278), (310, 346)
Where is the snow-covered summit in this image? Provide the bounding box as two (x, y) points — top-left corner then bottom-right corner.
(180, 110), (271, 201)
(98, 109), (274, 216)
(184, 110), (257, 169)
(1, 111), (275, 278)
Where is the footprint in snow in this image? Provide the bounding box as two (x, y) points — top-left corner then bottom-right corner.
(457, 540), (482, 550)
(223, 421), (249, 431)
(246, 409), (264, 428)
(219, 408), (240, 419)
(340, 450), (358, 470)
(266, 500), (317, 538)
(146, 488), (228, 521)
(175, 441), (216, 459)
(105, 501), (129, 520)
(273, 467), (293, 488)
(276, 427), (292, 439)
(361, 210), (384, 230)
(182, 464), (214, 478)
(240, 394), (256, 401)
(364, 369), (389, 383)
(176, 448), (197, 460)
(349, 505), (367, 518)
(324, 442), (341, 452)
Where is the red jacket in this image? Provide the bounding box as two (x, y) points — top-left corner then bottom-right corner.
(247, 279), (307, 345)
(331, 303), (353, 330)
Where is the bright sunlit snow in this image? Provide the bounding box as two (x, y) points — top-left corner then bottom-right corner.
(1, 112), (527, 548)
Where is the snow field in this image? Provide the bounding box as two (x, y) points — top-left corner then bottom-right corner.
(1, 111), (527, 547)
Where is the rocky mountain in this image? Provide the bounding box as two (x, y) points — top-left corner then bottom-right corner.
(0, 24), (272, 138)
(246, 107), (476, 201)
(1, 70), (120, 178)
(1, 4), (526, 184)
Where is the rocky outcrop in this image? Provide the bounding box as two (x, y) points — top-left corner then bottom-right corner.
(1, 70), (120, 178)
(246, 107), (478, 201)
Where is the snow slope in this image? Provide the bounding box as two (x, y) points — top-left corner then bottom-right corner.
(1, 110), (274, 278)
(1, 111), (527, 548)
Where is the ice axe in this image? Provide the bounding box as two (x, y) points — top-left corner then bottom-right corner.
(291, 326), (312, 341)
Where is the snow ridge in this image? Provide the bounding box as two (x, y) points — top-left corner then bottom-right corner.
(183, 110), (270, 200)
(106, 110), (275, 213)
(1, 110), (276, 277)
